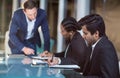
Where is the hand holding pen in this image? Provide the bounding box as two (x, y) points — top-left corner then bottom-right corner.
(50, 54), (54, 62)
(47, 55), (59, 66)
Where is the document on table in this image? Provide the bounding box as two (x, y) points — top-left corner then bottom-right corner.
(49, 65), (80, 69)
(32, 56), (49, 60)
(32, 59), (47, 64)
(0, 57), (4, 61)
(0, 57), (4, 63)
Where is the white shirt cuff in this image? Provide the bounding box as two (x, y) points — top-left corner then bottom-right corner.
(57, 58), (61, 64)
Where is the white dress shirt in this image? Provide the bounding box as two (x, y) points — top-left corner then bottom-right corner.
(90, 37), (102, 60)
(25, 15), (36, 39)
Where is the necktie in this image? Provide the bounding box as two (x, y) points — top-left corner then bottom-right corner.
(90, 46), (94, 60)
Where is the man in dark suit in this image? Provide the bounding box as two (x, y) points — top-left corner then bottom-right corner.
(78, 14), (120, 78)
(9, 0), (50, 55)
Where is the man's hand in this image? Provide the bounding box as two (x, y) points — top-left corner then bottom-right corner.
(22, 47), (35, 55)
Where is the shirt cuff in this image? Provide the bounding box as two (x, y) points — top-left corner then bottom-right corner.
(58, 58), (61, 64)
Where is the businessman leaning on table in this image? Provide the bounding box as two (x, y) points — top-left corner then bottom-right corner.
(9, 0), (50, 56)
(78, 14), (120, 78)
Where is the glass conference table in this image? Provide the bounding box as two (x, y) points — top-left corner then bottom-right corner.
(0, 54), (82, 78)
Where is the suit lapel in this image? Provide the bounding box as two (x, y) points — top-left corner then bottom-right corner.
(83, 46), (92, 75)
(83, 57), (91, 75)
(32, 9), (40, 33)
(21, 11), (28, 34)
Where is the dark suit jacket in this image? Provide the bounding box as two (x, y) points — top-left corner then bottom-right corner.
(83, 36), (120, 78)
(9, 8), (50, 54)
(55, 32), (89, 71)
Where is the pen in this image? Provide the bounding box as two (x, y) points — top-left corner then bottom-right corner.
(50, 54), (54, 62)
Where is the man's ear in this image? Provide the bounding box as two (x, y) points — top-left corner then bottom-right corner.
(69, 31), (74, 35)
(23, 9), (26, 14)
(95, 30), (99, 37)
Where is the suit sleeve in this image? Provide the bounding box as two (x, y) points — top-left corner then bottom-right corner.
(83, 45), (119, 78)
(99, 46), (119, 78)
(9, 12), (24, 51)
(41, 11), (50, 51)
(54, 51), (65, 57)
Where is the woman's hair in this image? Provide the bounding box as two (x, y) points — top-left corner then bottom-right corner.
(24, 0), (38, 9)
(78, 14), (106, 37)
(61, 17), (80, 32)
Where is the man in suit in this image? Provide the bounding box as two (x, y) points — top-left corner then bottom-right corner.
(78, 14), (120, 78)
(40, 17), (89, 72)
(9, 0), (50, 55)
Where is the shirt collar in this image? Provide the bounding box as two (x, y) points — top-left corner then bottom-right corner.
(92, 37), (102, 48)
(25, 15), (36, 23)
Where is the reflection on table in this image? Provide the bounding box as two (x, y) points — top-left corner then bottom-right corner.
(0, 54), (82, 78)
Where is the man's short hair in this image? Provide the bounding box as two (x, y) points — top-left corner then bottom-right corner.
(78, 14), (106, 37)
(24, 0), (38, 9)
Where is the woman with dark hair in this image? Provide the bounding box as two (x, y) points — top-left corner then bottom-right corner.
(40, 17), (89, 71)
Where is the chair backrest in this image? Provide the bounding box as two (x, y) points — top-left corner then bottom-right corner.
(37, 27), (54, 54)
(50, 38), (54, 52)
(4, 31), (11, 57)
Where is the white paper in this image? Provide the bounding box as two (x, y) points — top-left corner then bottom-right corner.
(32, 56), (49, 60)
(0, 57), (4, 61)
(49, 65), (80, 69)
(32, 59), (47, 65)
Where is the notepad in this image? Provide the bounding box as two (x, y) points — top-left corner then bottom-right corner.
(49, 65), (80, 69)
